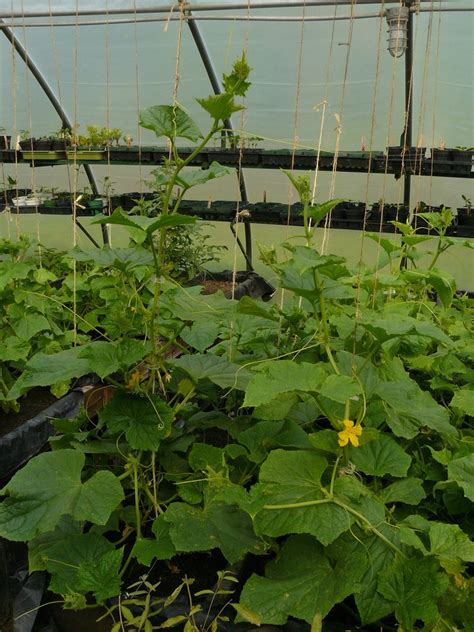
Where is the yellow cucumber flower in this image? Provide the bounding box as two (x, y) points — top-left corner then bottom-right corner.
(338, 419), (363, 448)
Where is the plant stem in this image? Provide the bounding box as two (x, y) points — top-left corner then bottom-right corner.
(264, 494), (405, 558)
(133, 455), (142, 540)
(263, 498), (332, 510)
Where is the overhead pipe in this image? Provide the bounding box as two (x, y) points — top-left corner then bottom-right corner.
(0, 0), (441, 20)
(0, 7), (472, 29)
(0, 20), (108, 246)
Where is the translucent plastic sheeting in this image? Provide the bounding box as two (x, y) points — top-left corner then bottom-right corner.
(0, 4), (472, 207)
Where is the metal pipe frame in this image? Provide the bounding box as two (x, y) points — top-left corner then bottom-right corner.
(403, 1), (414, 210)
(0, 20), (108, 246)
(0, 6), (472, 29)
(186, 7), (253, 270)
(0, 0), (443, 20)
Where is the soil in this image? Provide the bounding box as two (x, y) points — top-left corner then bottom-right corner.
(200, 279), (236, 295)
(0, 388), (58, 438)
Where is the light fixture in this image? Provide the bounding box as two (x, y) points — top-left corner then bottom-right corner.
(385, 6), (409, 58)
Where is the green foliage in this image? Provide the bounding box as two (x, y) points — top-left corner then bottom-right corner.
(139, 104), (202, 142)
(1, 54), (473, 632)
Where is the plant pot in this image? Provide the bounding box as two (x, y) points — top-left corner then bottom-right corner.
(431, 148), (472, 175)
(431, 148), (472, 162)
(387, 146), (426, 175)
(371, 203), (409, 222)
(50, 139), (69, 151)
(387, 146), (426, 162)
(1, 134), (11, 150)
(19, 138), (52, 151)
(189, 270), (276, 302)
(456, 208), (474, 227)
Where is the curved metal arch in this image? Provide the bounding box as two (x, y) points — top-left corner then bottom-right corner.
(0, 20), (107, 245)
(185, 4), (253, 269)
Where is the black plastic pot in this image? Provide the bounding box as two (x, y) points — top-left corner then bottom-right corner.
(50, 139), (69, 151)
(430, 148), (472, 176)
(456, 208), (474, 227)
(371, 203), (409, 222)
(387, 146), (426, 162)
(1, 134), (11, 150)
(431, 148), (473, 163)
(19, 138), (52, 151)
(190, 270), (276, 302)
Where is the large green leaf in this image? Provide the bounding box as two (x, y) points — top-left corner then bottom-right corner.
(252, 450), (352, 545)
(99, 390), (174, 451)
(349, 433), (411, 477)
(429, 522), (474, 564)
(7, 346), (92, 400)
(307, 199), (345, 225)
(196, 93), (244, 121)
(78, 339), (150, 379)
(243, 361), (327, 408)
(180, 318), (220, 352)
(319, 374), (361, 404)
(164, 502), (265, 563)
(450, 389), (474, 416)
(131, 516), (176, 564)
(188, 443), (226, 472)
(169, 353), (251, 390)
(351, 533), (398, 624)
(0, 450), (124, 540)
(239, 535), (364, 625)
(427, 268), (456, 307)
(448, 455), (474, 501)
(92, 209), (196, 234)
(363, 315), (451, 346)
(31, 528), (123, 602)
(139, 104), (202, 141)
(13, 312), (51, 341)
(0, 336), (30, 362)
(237, 420), (312, 463)
(175, 162), (235, 190)
(375, 380), (455, 439)
(283, 245), (347, 276)
(0, 261), (32, 290)
(379, 478), (426, 505)
(378, 557), (449, 629)
(69, 246), (154, 271)
(222, 52), (252, 96)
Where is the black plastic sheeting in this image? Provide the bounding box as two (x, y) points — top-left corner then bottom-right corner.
(0, 390), (85, 482)
(0, 390), (87, 632)
(190, 270), (276, 302)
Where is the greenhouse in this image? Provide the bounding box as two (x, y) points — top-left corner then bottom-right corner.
(0, 0), (473, 630)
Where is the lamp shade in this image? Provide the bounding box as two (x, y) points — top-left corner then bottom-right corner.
(386, 6), (409, 58)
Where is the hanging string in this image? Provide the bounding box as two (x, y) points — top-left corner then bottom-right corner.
(104, 0), (113, 241)
(132, 0), (144, 193)
(413, 0), (436, 213)
(285, 0), (308, 223)
(321, 0), (358, 255)
(428, 1), (443, 206)
(7, 0), (20, 238)
(310, 0), (340, 208)
(351, 2), (386, 360)
(19, 0), (42, 252)
(280, 0), (308, 315)
(369, 10), (407, 308)
(71, 0), (81, 345)
(231, 0), (252, 301)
